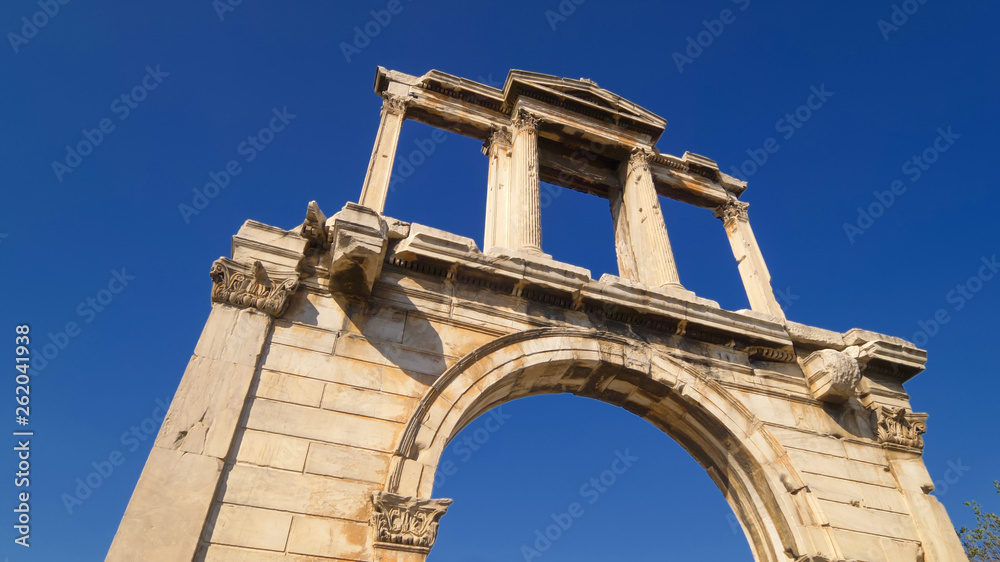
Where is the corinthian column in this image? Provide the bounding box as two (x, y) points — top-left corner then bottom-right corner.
(617, 148), (681, 287)
(508, 110), (543, 254)
(482, 127), (513, 252)
(359, 92), (408, 213)
(714, 198), (785, 319)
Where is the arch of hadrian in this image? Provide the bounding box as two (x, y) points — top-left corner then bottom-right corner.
(109, 67), (969, 562)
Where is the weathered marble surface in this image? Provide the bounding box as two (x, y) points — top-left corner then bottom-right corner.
(109, 67), (967, 562)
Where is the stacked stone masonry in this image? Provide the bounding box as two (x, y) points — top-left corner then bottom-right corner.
(108, 68), (969, 562)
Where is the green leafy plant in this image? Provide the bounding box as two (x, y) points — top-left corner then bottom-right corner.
(960, 481), (1000, 561)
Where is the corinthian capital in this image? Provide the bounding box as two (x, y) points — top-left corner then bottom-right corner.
(482, 126), (512, 154)
(627, 147), (654, 176)
(713, 197), (749, 226)
(511, 110), (539, 132)
(381, 92), (409, 116)
(210, 258), (299, 317)
(371, 491), (453, 553)
(870, 406), (927, 451)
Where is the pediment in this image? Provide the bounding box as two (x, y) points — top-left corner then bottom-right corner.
(503, 70), (666, 134)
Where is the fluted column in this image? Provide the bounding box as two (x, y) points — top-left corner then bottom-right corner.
(617, 148), (681, 287)
(359, 93), (408, 213)
(482, 127), (513, 251)
(714, 198), (785, 319)
(508, 111), (543, 254)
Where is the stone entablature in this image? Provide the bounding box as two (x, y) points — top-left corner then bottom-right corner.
(108, 67), (968, 562)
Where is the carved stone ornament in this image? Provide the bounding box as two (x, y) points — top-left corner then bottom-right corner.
(713, 197), (750, 227)
(626, 147), (654, 176)
(328, 202), (390, 297)
(482, 126), (512, 154)
(870, 406), (927, 450)
(210, 258), (299, 317)
(381, 92), (409, 116)
(802, 349), (862, 404)
(511, 110), (539, 132)
(300, 200), (329, 249)
(371, 491), (453, 553)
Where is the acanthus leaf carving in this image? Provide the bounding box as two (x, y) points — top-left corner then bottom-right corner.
(627, 146), (654, 176)
(511, 110), (539, 132)
(870, 405), (927, 450)
(482, 126), (512, 155)
(210, 258), (299, 317)
(713, 197), (750, 227)
(371, 491), (453, 553)
(381, 92), (409, 116)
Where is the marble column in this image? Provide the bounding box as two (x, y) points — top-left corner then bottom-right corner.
(714, 198), (785, 319)
(482, 127), (513, 252)
(359, 93), (408, 213)
(617, 148), (681, 287)
(508, 111), (543, 254)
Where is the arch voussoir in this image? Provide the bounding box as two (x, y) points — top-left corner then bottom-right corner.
(386, 327), (826, 562)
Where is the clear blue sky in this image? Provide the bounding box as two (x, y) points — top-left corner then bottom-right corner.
(2, 1), (998, 560)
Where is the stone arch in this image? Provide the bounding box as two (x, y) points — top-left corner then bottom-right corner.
(386, 327), (833, 562)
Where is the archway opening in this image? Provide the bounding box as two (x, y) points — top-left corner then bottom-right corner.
(428, 394), (755, 561)
(388, 330), (806, 562)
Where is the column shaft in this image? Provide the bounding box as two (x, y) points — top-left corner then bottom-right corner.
(609, 184), (640, 282)
(483, 128), (512, 251)
(619, 148), (681, 286)
(359, 93), (407, 213)
(715, 200), (785, 318)
(508, 111), (543, 253)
